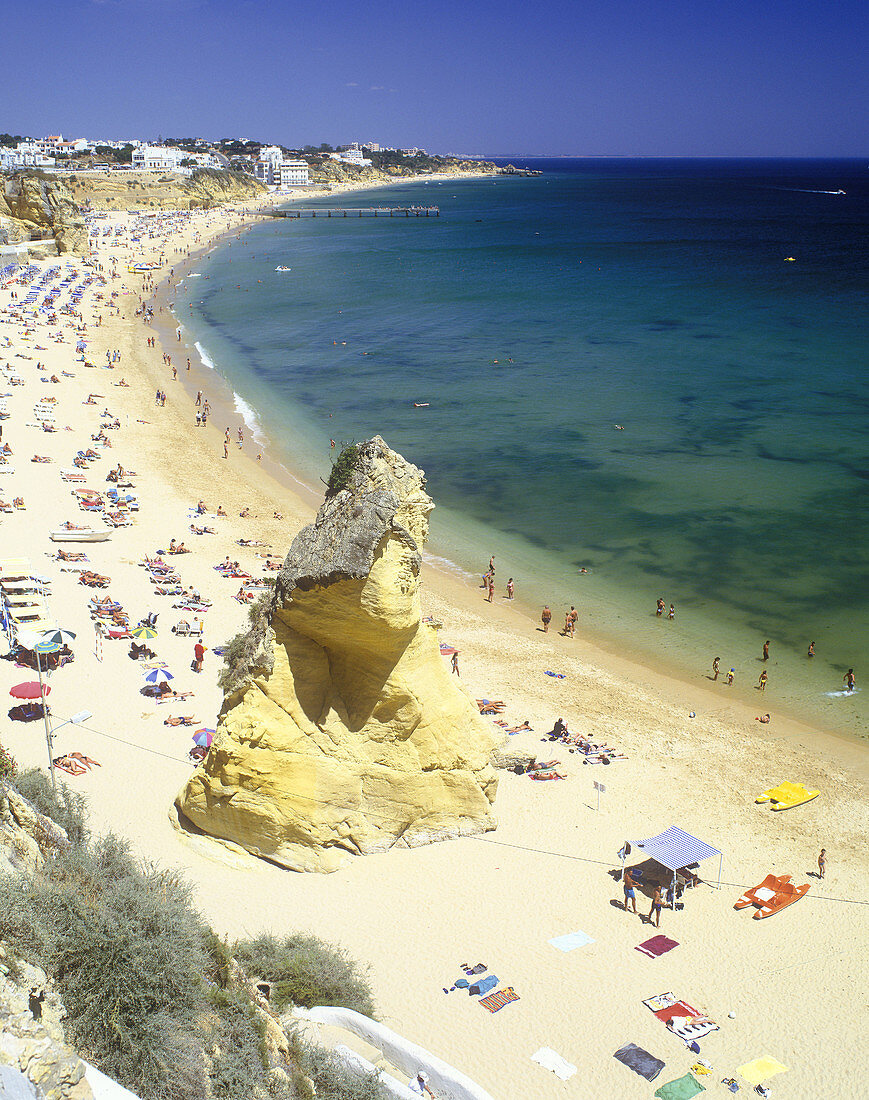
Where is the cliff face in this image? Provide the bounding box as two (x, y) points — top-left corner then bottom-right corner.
(176, 437), (498, 872)
(309, 157), (500, 186)
(0, 175), (88, 254)
(62, 168), (266, 212)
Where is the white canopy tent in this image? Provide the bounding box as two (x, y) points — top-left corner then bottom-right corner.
(638, 825), (722, 892)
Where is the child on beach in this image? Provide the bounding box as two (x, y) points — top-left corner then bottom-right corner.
(818, 849), (826, 878)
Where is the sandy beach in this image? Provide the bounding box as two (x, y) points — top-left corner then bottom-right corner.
(1, 190), (867, 1099)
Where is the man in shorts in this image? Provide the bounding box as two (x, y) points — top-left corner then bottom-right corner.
(623, 869), (638, 914)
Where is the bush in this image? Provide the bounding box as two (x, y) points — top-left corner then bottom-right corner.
(298, 1045), (386, 1100)
(0, 835), (211, 1100)
(325, 443), (359, 499)
(0, 744), (17, 782)
(11, 767), (89, 844)
(233, 933), (375, 1017)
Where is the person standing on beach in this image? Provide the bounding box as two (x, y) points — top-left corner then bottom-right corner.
(648, 885), (663, 927)
(758, 670), (768, 691)
(818, 849), (826, 878)
(726, 668), (735, 685)
(668, 603), (675, 620)
(844, 668), (856, 692)
(712, 656), (721, 681)
(567, 606), (577, 637)
(506, 577), (514, 600)
(763, 640), (770, 661)
(487, 576), (494, 602)
(623, 869), (638, 915)
(193, 640), (206, 673)
(489, 555), (495, 575)
(656, 597), (665, 617)
(451, 651), (459, 676)
(541, 605), (551, 632)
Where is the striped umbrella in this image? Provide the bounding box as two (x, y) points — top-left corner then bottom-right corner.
(40, 628), (77, 648)
(131, 624), (158, 640)
(192, 728), (215, 748)
(142, 668), (174, 685)
(34, 640), (61, 656)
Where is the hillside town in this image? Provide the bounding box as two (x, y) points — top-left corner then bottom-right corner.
(0, 133), (436, 191)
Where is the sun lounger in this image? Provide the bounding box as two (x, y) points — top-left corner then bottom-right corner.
(755, 781), (819, 810)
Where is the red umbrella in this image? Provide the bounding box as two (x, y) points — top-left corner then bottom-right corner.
(9, 682), (51, 700)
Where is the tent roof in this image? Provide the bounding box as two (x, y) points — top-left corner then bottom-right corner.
(638, 826), (721, 871)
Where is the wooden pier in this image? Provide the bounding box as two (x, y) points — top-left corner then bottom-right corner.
(261, 206), (439, 219)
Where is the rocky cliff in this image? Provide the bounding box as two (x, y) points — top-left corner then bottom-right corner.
(0, 174), (88, 254)
(176, 437), (498, 872)
(62, 168), (266, 212)
(309, 156), (501, 186)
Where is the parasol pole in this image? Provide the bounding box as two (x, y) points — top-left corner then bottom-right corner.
(34, 649), (56, 789)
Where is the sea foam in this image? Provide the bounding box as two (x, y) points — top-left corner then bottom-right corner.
(194, 341), (216, 371)
(233, 392), (267, 446)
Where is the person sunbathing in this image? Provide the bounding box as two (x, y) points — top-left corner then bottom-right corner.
(755, 713), (771, 723)
(506, 720), (533, 733)
(53, 755), (87, 775)
(163, 715), (199, 727)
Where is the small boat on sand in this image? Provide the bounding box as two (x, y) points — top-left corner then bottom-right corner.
(50, 526), (111, 543)
(734, 874), (810, 919)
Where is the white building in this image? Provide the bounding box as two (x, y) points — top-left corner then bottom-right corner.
(279, 159), (310, 187)
(131, 144), (185, 171)
(0, 149), (14, 172)
(329, 149), (372, 167)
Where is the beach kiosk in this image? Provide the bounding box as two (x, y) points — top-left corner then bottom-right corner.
(637, 826), (723, 904)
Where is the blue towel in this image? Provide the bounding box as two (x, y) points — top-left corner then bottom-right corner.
(469, 974), (499, 996)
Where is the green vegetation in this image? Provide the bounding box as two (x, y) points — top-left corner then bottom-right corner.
(0, 776), (381, 1100)
(11, 767), (89, 844)
(325, 443), (360, 498)
(0, 744), (17, 782)
(234, 933), (376, 1016)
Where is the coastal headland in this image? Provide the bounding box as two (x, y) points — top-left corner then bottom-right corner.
(0, 174), (866, 1098)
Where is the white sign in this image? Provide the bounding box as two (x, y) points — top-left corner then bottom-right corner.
(593, 781), (606, 793)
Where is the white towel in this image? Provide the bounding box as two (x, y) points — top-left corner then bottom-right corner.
(531, 1047), (577, 1081)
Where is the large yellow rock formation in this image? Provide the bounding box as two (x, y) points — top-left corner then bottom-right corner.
(176, 437), (498, 871)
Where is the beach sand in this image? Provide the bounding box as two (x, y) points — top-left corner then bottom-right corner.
(0, 192), (866, 1099)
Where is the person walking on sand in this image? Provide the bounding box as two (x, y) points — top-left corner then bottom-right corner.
(506, 577), (514, 600)
(656, 597), (665, 617)
(818, 848), (826, 879)
(542, 605), (551, 632)
(451, 651), (459, 676)
(758, 670), (768, 692)
(648, 884), (663, 927)
(763, 640), (770, 661)
(668, 603), (675, 620)
(844, 668), (856, 693)
(623, 869), (638, 915)
(726, 668), (735, 685)
(712, 656), (721, 681)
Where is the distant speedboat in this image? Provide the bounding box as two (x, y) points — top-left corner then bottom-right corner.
(834, 190), (846, 195)
(275, 266), (291, 272)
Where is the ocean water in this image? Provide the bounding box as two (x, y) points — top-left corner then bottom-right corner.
(174, 159), (868, 741)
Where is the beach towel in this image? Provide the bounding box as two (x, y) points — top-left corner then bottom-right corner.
(469, 975), (499, 997)
(549, 929), (594, 952)
(737, 1057), (788, 1086)
(479, 987), (519, 1013)
(531, 1047), (576, 1081)
(544, 670), (566, 678)
(439, 642), (458, 655)
(654, 1073), (705, 1100)
(636, 935), (679, 959)
(613, 1043), (665, 1082)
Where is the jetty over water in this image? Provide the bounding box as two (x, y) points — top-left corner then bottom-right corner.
(261, 206), (440, 219)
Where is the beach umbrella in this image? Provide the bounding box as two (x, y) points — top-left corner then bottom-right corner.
(132, 624), (158, 640)
(192, 728), (215, 748)
(40, 628), (76, 648)
(10, 682), (50, 700)
(142, 668), (173, 685)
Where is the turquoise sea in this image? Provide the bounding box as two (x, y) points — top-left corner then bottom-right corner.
(175, 159), (868, 742)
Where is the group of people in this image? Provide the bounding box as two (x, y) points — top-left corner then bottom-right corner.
(480, 555), (515, 603)
(655, 597), (676, 620)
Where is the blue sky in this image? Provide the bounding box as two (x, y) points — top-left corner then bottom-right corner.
(4, 0), (867, 155)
